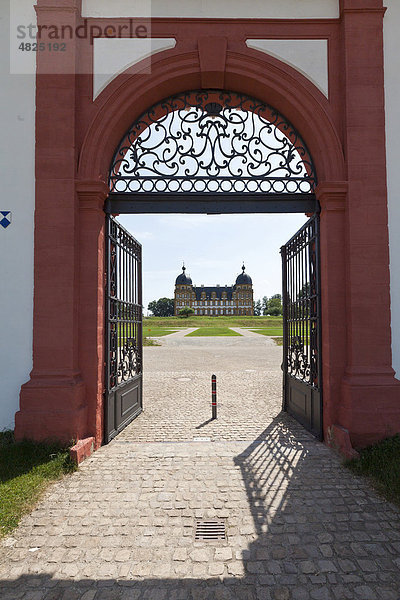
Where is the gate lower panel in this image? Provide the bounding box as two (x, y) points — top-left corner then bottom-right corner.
(284, 375), (321, 438)
(106, 375), (142, 442)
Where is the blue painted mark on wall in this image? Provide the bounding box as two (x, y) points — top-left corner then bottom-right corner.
(0, 212), (12, 229)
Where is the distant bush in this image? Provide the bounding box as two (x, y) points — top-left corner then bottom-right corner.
(179, 306), (194, 318)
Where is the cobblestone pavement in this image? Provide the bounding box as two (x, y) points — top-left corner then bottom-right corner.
(123, 328), (282, 442)
(1, 332), (400, 599)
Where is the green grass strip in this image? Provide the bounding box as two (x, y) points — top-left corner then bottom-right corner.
(249, 328), (283, 336)
(345, 434), (400, 507)
(144, 316), (282, 328)
(0, 432), (76, 538)
(186, 327), (242, 337)
(142, 327), (180, 337)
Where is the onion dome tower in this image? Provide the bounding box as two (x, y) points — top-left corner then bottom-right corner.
(234, 264), (254, 316)
(175, 264), (192, 286)
(174, 264), (193, 316)
(235, 263), (253, 286)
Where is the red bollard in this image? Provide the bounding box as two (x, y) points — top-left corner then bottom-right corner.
(212, 374), (217, 420)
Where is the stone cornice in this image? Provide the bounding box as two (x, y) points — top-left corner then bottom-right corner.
(316, 181), (348, 211)
(76, 180), (109, 210)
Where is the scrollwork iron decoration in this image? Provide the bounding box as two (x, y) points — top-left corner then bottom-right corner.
(288, 336), (310, 381)
(283, 216), (320, 389)
(118, 338), (141, 382)
(109, 90), (317, 195)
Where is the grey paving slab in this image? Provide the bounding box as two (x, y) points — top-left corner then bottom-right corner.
(1, 335), (400, 599)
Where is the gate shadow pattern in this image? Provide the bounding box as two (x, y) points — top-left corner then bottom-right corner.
(1, 416), (400, 599)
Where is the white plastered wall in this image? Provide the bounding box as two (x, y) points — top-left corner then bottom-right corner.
(94, 38), (176, 99)
(82, 0), (339, 19)
(246, 40), (328, 98)
(384, 1), (400, 378)
(0, 2), (36, 429)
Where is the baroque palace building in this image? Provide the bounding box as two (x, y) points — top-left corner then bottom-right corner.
(174, 265), (254, 316)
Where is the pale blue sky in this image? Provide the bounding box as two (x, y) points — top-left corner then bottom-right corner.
(118, 213), (308, 313)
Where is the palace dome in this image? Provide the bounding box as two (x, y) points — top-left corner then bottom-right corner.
(236, 264), (252, 285)
(175, 265), (192, 285)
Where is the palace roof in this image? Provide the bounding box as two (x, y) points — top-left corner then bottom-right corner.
(194, 286), (233, 300)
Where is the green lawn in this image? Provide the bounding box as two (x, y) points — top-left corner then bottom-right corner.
(142, 326), (180, 337)
(249, 328), (283, 336)
(144, 316), (282, 328)
(0, 432), (76, 538)
(186, 327), (242, 337)
(345, 434), (400, 507)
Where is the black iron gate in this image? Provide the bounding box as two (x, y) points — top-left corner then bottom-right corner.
(281, 214), (322, 439)
(105, 216), (143, 443)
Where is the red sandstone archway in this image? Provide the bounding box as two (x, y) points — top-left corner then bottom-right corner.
(76, 49), (347, 449)
(16, 12), (400, 456)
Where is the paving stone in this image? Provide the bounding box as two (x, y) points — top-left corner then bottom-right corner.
(291, 589), (309, 600)
(256, 587), (272, 600)
(190, 549), (210, 563)
(209, 562), (225, 576)
(310, 589), (333, 600)
(273, 587), (290, 600)
(354, 586), (377, 600)
(317, 560), (337, 573)
(227, 562), (246, 577)
(172, 548), (188, 561)
(271, 547), (286, 560)
(214, 548), (232, 562)
(300, 560), (317, 574)
(266, 561), (282, 575)
(319, 545), (333, 558)
(247, 562), (265, 574)
(357, 559), (378, 572)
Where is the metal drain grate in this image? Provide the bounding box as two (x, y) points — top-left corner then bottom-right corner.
(195, 520), (226, 540)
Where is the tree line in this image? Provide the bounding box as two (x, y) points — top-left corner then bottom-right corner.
(147, 295), (283, 317)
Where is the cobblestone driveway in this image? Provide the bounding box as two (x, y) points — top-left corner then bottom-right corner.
(1, 330), (400, 599)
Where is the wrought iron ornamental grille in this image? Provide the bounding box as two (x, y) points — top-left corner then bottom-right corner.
(106, 216), (143, 442)
(281, 215), (322, 438)
(109, 90), (317, 198)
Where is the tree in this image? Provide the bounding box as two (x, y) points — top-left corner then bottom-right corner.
(148, 297), (174, 317)
(297, 283), (310, 300)
(262, 294), (283, 316)
(179, 306), (194, 318)
(254, 299), (262, 316)
(261, 296), (269, 315)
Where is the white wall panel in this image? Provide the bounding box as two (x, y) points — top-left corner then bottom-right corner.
(246, 39), (329, 97)
(384, 1), (400, 378)
(0, 2), (36, 429)
(94, 38), (176, 99)
(83, 0), (339, 19)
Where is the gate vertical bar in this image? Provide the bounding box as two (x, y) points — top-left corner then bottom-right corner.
(138, 238), (143, 412)
(315, 214), (323, 439)
(281, 244), (288, 411)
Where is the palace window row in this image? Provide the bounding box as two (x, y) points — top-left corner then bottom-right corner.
(175, 301), (252, 306)
(192, 309), (252, 315)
